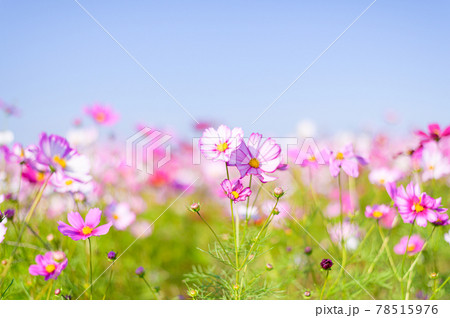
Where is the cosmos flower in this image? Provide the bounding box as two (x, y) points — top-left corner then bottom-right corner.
(328, 221), (361, 250)
(421, 142), (450, 182)
(391, 182), (447, 227)
(228, 133), (282, 183)
(29, 251), (68, 280)
(199, 125), (244, 162)
(84, 104), (119, 126)
(394, 235), (424, 256)
(58, 208), (112, 241)
(325, 144), (368, 178)
(220, 179), (252, 203)
(1, 143), (37, 164)
(35, 133), (91, 183)
(105, 202), (136, 231)
(432, 213), (450, 226)
(415, 123), (450, 144)
(365, 204), (394, 220)
(368, 168), (402, 186)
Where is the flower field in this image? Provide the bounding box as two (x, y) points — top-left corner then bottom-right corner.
(1, 102), (450, 300)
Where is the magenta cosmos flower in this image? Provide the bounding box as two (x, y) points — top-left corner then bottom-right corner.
(365, 204), (393, 220)
(29, 251), (68, 280)
(35, 133), (91, 182)
(221, 179), (252, 203)
(58, 208), (112, 241)
(199, 125), (244, 162)
(324, 144), (368, 178)
(394, 235), (424, 256)
(390, 182), (447, 227)
(228, 133), (281, 183)
(84, 104), (119, 126)
(415, 123), (450, 144)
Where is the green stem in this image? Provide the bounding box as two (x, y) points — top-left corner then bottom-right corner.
(103, 263), (114, 300)
(196, 212), (234, 266)
(142, 277), (158, 300)
(88, 237), (93, 300)
(239, 199), (279, 271)
(400, 221), (415, 298)
(430, 276), (450, 300)
(320, 271), (330, 300)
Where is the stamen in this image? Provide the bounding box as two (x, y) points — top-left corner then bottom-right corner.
(249, 158), (260, 168)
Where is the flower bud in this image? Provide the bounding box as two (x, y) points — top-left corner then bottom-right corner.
(272, 207), (280, 215)
(54, 289), (61, 296)
(135, 266), (145, 277)
(304, 246), (312, 255)
(52, 251), (66, 262)
(46, 234), (54, 242)
(233, 284), (239, 291)
(189, 202), (200, 213)
(320, 258), (333, 270)
(188, 289), (198, 298)
(1, 259), (7, 266)
(107, 250), (117, 261)
(273, 187), (285, 199)
(304, 291), (311, 298)
(4, 209), (15, 220)
(266, 263), (273, 271)
(430, 272), (439, 280)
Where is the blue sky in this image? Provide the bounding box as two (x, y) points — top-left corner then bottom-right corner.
(1, 0), (449, 144)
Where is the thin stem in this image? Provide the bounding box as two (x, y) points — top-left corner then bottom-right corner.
(400, 220), (415, 298)
(103, 263), (114, 300)
(368, 223), (400, 281)
(142, 277), (158, 300)
(239, 199), (279, 271)
(338, 173), (344, 249)
(196, 212), (234, 266)
(320, 271), (330, 300)
(430, 276), (450, 300)
(88, 237), (93, 300)
(402, 226), (436, 280)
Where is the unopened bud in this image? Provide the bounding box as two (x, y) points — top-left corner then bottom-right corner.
(304, 290), (311, 298)
(233, 284), (239, 290)
(1, 260), (7, 266)
(273, 187), (285, 199)
(266, 263), (273, 271)
(135, 266), (145, 277)
(304, 246), (312, 255)
(430, 272), (439, 280)
(188, 289), (198, 298)
(189, 202), (200, 213)
(54, 288), (61, 296)
(272, 207), (280, 215)
(46, 234), (54, 242)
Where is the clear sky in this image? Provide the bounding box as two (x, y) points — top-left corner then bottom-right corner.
(1, 0), (449, 144)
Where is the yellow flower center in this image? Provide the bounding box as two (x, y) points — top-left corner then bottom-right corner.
(82, 226), (93, 235)
(216, 142), (228, 152)
(308, 156), (316, 162)
(65, 179), (73, 185)
(407, 244), (415, 252)
(414, 203), (424, 213)
(45, 264), (56, 273)
(53, 155), (66, 168)
(37, 172), (45, 182)
(336, 152), (344, 160)
(231, 191), (239, 199)
(249, 158), (260, 168)
(372, 211), (383, 218)
(379, 179), (385, 184)
(113, 214), (119, 220)
(95, 112), (106, 122)
(428, 165), (434, 170)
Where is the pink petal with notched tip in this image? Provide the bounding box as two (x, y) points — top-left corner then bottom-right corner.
(85, 208), (102, 228)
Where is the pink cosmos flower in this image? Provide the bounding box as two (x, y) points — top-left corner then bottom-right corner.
(220, 179), (252, 203)
(228, 133), (282, 183)
(391, 182), (447, 227)
(29, 251), (68, 280)
(105, 202), (136, 230)
(365, 204), (393, 219)
(432, 213), (450, 226)
(35, 133), (91, 182)
(324, 144), (368, 178)
(368, 167), (402, 186)
(199, 125), (244, 162)
(421, 142), (450, 181)
(84, 104), (119, 126)
(328, 221), (362, 250)
(394, 235), (424, 256)
(58, 208), (112, 241)
(415, 123), (450, 144)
